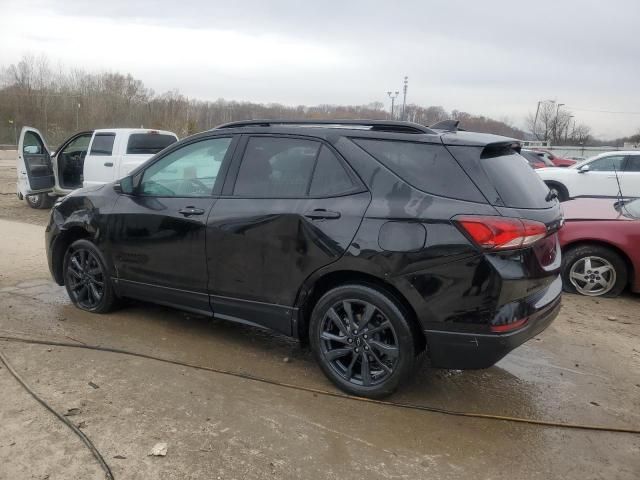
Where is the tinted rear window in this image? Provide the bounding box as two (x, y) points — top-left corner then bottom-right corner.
(353, 139), (485, 203)
(90, 133), (115, 156)
(481, 151), (553, 209)
(127, 133), (177, 154)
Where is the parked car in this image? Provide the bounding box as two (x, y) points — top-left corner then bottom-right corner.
(521, 149), (555, 169)
(533, 149), (576, 167)
(45, 119), (563, 398)
(536, 151), (640, 201)
(17, 127), (178, 208)
(559, 197), (640, 297)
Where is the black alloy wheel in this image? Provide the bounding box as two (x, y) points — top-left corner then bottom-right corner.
(310, 284), (418, 398)
(320, 299), (398, 387)
(63, 239), (118, 313)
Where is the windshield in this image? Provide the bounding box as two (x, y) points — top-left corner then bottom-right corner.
(570, 154), (600, 169)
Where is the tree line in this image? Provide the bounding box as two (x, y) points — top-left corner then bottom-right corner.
(2, 54), (527, 146)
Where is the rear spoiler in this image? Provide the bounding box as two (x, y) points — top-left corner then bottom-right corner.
(480, 141), (522, 159)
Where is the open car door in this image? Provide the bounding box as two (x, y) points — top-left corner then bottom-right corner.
(17, 126), (55, 196)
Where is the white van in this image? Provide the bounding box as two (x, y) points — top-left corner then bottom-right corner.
(17, 127), (178, 208)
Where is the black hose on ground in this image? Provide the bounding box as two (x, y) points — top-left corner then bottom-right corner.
(0, 347), (115, 480)
(1, 334), (640, 438)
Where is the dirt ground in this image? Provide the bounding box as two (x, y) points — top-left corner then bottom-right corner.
(0, 150), (639, 479)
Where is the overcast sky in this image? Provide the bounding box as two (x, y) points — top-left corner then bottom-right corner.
(1, 0), (639, 138)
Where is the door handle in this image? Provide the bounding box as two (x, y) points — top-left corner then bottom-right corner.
(104, 162), (114, 167)
(304, 208), (341, 220)
(179, 206), (205, 217)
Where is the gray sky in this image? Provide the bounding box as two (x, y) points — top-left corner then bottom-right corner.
(1, 0), (639, 138)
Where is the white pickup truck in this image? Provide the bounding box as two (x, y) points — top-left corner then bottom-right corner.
(17, 127), (178, 208)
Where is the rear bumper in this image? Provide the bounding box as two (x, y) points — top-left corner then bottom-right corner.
(425, 278), (562, 369)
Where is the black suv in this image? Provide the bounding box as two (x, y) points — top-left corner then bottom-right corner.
(46, 120), (563, 397)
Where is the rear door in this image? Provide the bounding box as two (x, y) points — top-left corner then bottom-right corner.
(83, 132), (117, 187)
(207, 134), (370, 335)
(17, 127), (54, 195)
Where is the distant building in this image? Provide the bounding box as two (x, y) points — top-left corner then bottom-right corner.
(623, 142), (640, 150)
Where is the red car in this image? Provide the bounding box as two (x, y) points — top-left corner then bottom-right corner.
(534, 149), (577, 168)
(559, 197), (640, 297)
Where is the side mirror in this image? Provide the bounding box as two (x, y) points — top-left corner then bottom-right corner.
(578, 165), (590, 173)
(114, 175), (135, 195)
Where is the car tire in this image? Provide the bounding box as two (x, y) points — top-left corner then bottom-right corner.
(25, 193), (54, 209)
(545, 182), (569, 202)
(562, 244), (627, 297)
(309, 284), (418, 398)
(63, 239), (119, 313)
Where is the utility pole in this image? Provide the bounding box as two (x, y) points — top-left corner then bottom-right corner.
(554, 103), (564, 144)
(566, 115), (574, 142)
(76, 103), (80, 131)
(533, 99), (553, 140)
(8, 119), (16, 146)
(387, 91), (399, 119)
(401, 76), (408, 121)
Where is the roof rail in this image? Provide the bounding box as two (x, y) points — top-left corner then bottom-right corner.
(214, 119), (436, 134)
(429, 119), (461, 132)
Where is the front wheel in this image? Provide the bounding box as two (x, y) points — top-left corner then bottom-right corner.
(63, 239), (119, 313)
(309, 284), (418, 398)
(562, 245), (627, 297)
(25, 192), (54, 209)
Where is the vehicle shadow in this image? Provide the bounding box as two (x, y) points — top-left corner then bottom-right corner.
(56, 297), (545, 420)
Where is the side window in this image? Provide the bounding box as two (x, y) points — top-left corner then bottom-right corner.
(234, 137), (320, 197)
(60, 134), (91, 157)
(624, 156), (640, 172)
(23, 131), (44, 155)
(588, 156), (625, 172)
(309, 146), (355, 196)
(89, 134), (115, 156)
(353, 138), (485, 202)
(140, 137), (232, 197)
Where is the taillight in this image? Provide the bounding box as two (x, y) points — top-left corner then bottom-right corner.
(454, 215), (547, 250)
(490, 317), (528, 333)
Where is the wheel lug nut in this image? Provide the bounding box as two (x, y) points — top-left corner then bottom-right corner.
(347, 338), (353, 343)
(355, 348), (359, 353)
(363, 334), (368, 339)
(353, 330), (358, 335)
(364, 346), (369, 351)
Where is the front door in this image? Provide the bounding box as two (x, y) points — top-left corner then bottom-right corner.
(621, 154), (640, 197)
(17, 127), (55, 196)
(108, 136), (237, 314)
(207, 135), (371, 334)
(574, 154), (626, 197)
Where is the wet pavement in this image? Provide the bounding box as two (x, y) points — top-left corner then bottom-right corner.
(0, 216), (639, 479)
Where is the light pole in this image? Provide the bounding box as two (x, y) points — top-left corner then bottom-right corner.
(8, 119), (17, 146)
(401, 76), (408, 121)
(387, 91), (399, 119)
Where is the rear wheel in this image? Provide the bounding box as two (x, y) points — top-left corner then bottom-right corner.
(63, 239), (119, 313)
(562, 245), (627, 297)
(309, 284), (418, 398)
(25, 193), (54, 209)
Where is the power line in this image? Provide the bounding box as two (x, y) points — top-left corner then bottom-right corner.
(568, 107), (640, 115)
